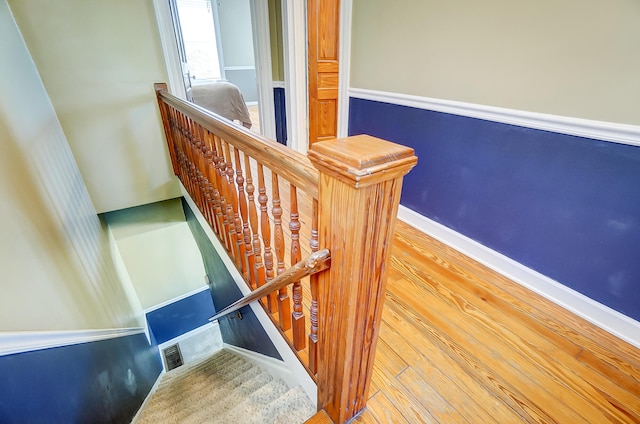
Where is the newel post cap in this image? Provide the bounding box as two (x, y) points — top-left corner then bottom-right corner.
(308, 135), (418, 188)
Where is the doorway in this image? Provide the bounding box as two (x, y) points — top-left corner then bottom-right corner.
(169, 0), (262, 134)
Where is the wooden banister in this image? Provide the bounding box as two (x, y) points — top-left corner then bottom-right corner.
(308, 135), (418, 423)
(155, 84), (416, 424)
(155, 84), (318, 198)
(209, 249), (331, 322)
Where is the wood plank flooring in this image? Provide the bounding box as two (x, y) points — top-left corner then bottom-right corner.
(219, 146), (639, 423)
(355, 219), (640, 423)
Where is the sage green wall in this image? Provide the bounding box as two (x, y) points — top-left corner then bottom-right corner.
(350, 0), (640, 125)
(104, 199), (207, 310)
(9, 0), (179, 213)
(0, 0), (143, 331)
(218, 0), (256, 67)
(269, 0), (285, 81)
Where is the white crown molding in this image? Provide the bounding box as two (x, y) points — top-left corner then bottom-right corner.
(144, 285), (210, 314)
(349, 88), (640, 148)
(397, 205), (640, 349)
(180, 185), (317, 401)
(0, 327), (146, 357)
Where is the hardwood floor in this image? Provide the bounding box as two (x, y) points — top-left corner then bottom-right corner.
(356, 220), (640, 423)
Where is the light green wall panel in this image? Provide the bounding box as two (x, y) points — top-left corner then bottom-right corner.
(0, 0), (143, 331)
(9, 0), (179, 213)
(269, 0), (285, 82)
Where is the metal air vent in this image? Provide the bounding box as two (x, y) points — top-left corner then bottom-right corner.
(163, 344), (184, 371)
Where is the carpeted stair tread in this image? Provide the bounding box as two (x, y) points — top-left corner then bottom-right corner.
(259, 386), (318, 424)
(133, 348), (315, 424)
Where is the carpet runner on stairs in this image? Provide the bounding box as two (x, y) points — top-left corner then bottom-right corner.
(133, 349), (316, 424)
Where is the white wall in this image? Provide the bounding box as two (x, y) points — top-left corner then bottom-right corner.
(0, 0), (143, 331)
(9, 0), (180, 213)
(350, 0), (640, 125)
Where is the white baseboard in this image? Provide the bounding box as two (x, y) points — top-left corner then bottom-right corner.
(180, 185), (317, 402)
(0, 327), (146, 357)
(349, 88), (640, 148)
(223, 344), (301, 391)
(397, 205), (640, 349)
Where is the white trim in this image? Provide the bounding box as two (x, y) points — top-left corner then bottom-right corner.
(144, 285), (210, 314)
(249, 0), (276, 140)
(336, 0), (353, 138)
(224, 65), (257, 72)
(272, 80), (285, 89)
(282, 0), (308, 154)
(156, 321), (222, 371)
(157, 321), (220, 353)
(180, 185), (317, 402)
(397, 205), (640, 349)
(152, 0), (187, 99)
(349, 88), (640, 147)
(223, 343), (304, 393)
(0, 327), (146, 357)
(210, 0), (226, 80)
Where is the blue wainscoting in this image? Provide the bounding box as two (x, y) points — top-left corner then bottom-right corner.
(274, 87), (287, 146)
(0, 332), (162, 424)
(182, 198), (282, 359)
(146, 289), (216, 345)
(349, 97), (640, 321)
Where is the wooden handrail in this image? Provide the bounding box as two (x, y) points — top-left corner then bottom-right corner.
(209, 249), (330, 322)
(154, 83), (417, 424)
(154, 84), (319, 199)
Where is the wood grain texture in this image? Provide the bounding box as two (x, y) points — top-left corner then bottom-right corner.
(308, 0), (340, 144)
(310, 137), (417, 423)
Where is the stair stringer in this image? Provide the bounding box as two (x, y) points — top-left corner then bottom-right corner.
(181, 185), (318, 404)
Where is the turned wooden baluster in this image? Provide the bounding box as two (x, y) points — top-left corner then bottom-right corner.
(308, 199), (319, 373)
(209, 135), (227, 245)
(194, 124), (209, 219)
(154, 84), (178, 176)
(257, 164), (278, 313)
(224, 142), (246, 274)
(309, 135), (417, 424)
(234, 148), (255, 283)
(186, 116), (201, 206)
(213, 135), (234, 254)
(174, 111), (190, 193)
(200, 130), (215, 232)
(290, 185), (305, 350)
(244, 155), (264, 291)
(272, 172), (292, 330)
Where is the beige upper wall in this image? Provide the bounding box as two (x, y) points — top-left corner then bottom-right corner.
(350, 0), (640, 125)
(9, 0), (180, 213)
(0, 0), (143, 331)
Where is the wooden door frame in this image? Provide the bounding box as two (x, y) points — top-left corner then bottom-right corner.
(153, 0), (276, 139)
(154, 0), (353, 150)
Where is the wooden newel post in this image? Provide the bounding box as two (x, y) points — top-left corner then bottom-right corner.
(308, 135), (417, 423)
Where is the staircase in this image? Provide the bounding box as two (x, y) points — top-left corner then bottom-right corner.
(133, 349), (316, 424)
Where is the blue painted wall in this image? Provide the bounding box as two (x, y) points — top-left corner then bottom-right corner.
(274, 87), (287, 145)
(182, 198), (282, 359)
(349, 97), (640, 321)
(0, 332), (162, 424)
(146, 289), (216, 345)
